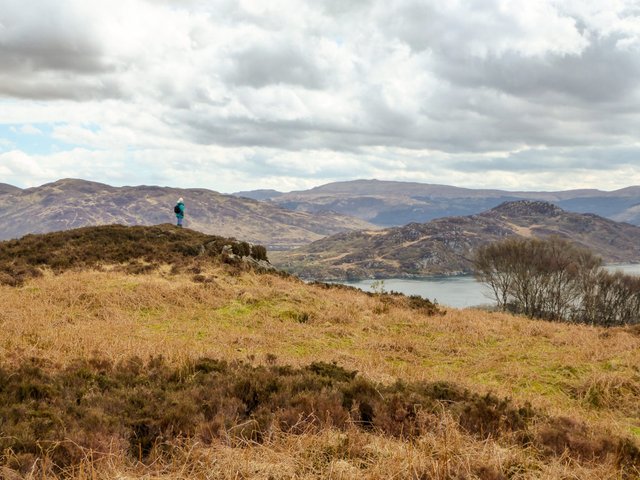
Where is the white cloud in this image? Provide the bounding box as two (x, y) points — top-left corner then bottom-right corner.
(0, 0), (639, 191)
(19, 124), (42, 135)
(380, 0), (589, 57)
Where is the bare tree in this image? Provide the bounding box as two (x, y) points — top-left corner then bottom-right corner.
(576, 270), (640, 326)
(472, 236), (640, 327)
(473, 238), (519, 310)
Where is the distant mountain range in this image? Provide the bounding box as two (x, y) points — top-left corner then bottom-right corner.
(0, 179), (374, 249)
(234, 179), (640, 227)
(271, 200), (640, 280)
(5, 178), (640, 257)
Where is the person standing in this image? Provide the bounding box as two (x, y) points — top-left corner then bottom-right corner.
(174, 197), (185, 227)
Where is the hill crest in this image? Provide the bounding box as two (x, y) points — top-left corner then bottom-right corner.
(0, 224), (272, 286)
(488, 200), (565, 217)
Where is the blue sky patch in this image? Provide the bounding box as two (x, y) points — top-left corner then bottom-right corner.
(0, 123), (85, 155)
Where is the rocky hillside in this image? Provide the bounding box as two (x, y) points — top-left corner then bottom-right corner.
(0, 183), (21, 195)
(0, 179), (374, 249)
(272, 200), (640, 280)
(238, 179), (640, 227)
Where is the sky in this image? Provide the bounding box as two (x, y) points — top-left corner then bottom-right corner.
(1, 0), (639, 193)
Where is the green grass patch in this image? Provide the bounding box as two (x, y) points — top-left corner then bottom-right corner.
(215, 301), (256, 319)
(138, 306), (165, 319)
(284, 343), (318, 357)
(473, 370), (510, 388)
(515, 378), (567, 397)
(146, 322), (171, 333)
(549, 363), (589, 379)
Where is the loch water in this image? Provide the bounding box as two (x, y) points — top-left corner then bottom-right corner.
(339, 264), (640, 309)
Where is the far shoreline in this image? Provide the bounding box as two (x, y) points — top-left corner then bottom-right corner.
(300, 262), (640, 284)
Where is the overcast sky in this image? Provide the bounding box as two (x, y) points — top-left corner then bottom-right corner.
(1, 0), (639, 193)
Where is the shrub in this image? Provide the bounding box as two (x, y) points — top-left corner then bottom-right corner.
(251, 245), (268, 261)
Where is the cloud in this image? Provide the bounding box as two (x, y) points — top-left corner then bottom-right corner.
(0, 0), (639, 191)
(18, 124), (42, 135)
(433, 35), (640, 105)
(224, 43), (328, 89)
(0, 0), (110, 74)
(381, 0), (588, 57)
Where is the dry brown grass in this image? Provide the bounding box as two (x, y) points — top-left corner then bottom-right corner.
(1, 267), (639, 479)
(7, 426), (626, 480)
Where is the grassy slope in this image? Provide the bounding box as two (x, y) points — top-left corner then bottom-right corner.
(1, 267), (639, 479)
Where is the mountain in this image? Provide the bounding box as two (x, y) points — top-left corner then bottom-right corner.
(0, 183), (21, 195)
(233, 189), (285, 201)
(613, 203), (640, 225)
(248, 179), (640, 227)
(271, 200), (640, 280)
(0, 179), (374, 249)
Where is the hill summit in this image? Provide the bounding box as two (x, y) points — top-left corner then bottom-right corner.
(489, 200), (565, 217)
(0, 224), (271, 286)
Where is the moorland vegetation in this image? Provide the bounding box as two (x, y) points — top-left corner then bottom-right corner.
(0, 225), (639, 479)
(0, 224), (268, 287)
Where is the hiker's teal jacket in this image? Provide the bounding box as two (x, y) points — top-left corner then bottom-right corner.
(176, 202), (185, 218)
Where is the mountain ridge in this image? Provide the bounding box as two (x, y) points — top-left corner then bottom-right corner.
(0, 179), (375, 249)
(0, 183), (22, 195)
(271, 200), (640, 280)
(236, 179), (640, 226)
